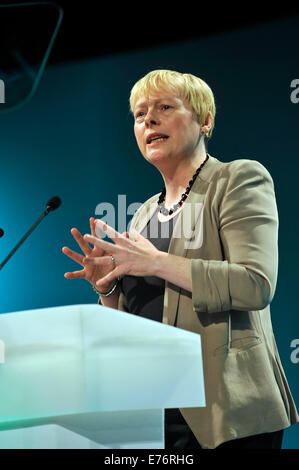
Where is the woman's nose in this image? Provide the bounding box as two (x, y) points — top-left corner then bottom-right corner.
(145, 110), (159, 126)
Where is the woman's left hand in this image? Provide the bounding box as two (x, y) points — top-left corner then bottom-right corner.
(83, 219), (161, 288)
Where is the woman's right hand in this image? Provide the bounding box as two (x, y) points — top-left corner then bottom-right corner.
(62, 217), (123, 292)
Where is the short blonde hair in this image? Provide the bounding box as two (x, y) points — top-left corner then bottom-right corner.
(129, 69), (216, 139)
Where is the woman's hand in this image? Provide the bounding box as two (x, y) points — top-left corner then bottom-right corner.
(62, 217), (126, 292)
(82, 219), (161, 289)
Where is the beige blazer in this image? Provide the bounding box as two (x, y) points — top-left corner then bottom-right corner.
(115, 154), (299, 449)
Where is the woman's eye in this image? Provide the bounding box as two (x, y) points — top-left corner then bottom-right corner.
(162, 105), (171, 110)
(135, 111), (144, 119)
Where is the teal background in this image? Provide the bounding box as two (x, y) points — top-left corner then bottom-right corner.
(0, 16), (298, 448)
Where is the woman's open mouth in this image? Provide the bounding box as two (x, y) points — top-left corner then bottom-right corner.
(146, 133), (169, 146)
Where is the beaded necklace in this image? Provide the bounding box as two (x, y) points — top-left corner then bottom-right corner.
(158, 154), (209, 215)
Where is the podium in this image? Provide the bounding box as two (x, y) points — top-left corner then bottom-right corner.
(0, 304), (205, 449)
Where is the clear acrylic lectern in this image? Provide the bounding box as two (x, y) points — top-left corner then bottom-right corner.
(0, 304), (205, 449)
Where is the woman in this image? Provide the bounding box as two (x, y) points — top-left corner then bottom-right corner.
(62, 70), (299, 449)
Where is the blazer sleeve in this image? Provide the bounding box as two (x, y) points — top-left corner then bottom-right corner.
(191, 159), (279, 313)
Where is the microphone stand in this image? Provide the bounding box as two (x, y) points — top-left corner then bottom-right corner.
(0, 205), (55, 271)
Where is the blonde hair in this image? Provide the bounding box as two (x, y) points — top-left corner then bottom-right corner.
(129, 69), (216, 139)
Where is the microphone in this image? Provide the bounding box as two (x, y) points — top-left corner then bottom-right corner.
(0, 228), (4, 238)
(45, 196), (61, 214)
(0, 196), (61, 271)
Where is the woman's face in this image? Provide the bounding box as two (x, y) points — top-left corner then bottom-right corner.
(133, 90), (202, 168)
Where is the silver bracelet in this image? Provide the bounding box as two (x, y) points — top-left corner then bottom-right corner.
(92, 279), (119, 297)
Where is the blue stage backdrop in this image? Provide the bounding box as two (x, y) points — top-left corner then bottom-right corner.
(0, 16), (298, 448)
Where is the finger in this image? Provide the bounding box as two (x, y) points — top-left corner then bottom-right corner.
(64, 270), (86, 279)
(83, 256), (113, 266)
(130, 228), (143, 241)
(96, 267), (122, 287)
(83, 234), (122, 254)
(71, 228), (93, 256)
(62, 246), (84, 265)
(95, 220), (127, 244)
(90, 217), (96, 237)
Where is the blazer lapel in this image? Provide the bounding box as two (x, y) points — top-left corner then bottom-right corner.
(163, 155), (219, 326)
(131, 196), (159, 234)
(163, 181), (207, 326)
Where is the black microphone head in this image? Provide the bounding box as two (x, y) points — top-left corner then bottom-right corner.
(0, 228), (4, 238)
(46, 196), (61, 213)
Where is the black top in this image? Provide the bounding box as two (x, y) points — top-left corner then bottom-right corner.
(120, 205), (180, 323)
(120, 204), (192, 445)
